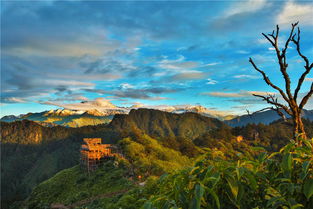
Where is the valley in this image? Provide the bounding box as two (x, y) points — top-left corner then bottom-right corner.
(2, 109), (313, 209)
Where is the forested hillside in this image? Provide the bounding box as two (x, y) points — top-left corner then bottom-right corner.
(1, 109), (313, 208)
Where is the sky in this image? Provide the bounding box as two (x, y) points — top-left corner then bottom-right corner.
(1, 0), (313, 117)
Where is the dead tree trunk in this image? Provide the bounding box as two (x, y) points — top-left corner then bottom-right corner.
(293, 110), (306, 139)
(249, 22), (312, 145)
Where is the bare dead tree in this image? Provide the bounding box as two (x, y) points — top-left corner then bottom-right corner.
(249, 22), (313, 143)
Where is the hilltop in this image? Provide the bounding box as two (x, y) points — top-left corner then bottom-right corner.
(227, 109), (313, 127)
(0, 100), (236, 127)
(2, 108), (313, 208)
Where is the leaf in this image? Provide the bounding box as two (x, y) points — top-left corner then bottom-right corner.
(303, 178), (313, 200)
(189, 183), (205, 209)
(251, 146), (267, 152)
(268, 151), (280, 159)
(290, 204), (304, 209)
(258, 152), (267, 163)
(207, 189), (220, 209)
(245, 171), (257, 190)
(189, 166), (200, 176)
(280, 143), (295, 154)
(178, 193), (188, 207)
(195, 183), (205, 201)
(158, 174), (169, 183)
(266, 196), (284, 208)
(274, 178), (292, 183)
(288, 198), (303, 209)
(143, 201), (153, 209)
(281, 153), (292, 171)
(226, 176), (239, 200)
(302, 138), (312, 150)
(204, 166), (214, 178)
(300, 161), (310, 180)
(162, 200), (176, 209)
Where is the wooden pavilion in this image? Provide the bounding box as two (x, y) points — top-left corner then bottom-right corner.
(80, 138), (114, 172)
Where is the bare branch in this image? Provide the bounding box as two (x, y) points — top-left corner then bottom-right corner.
(275, 108), (287, 122)
(252, 107), (273, 114)
(249, 22), (311, 140)
(248, 106), (287, 122)
(262, 33), (275, 47)
(282, 22), (298, 65)
(275, 24), (279, 44)
(292, 26), (313, 101)
(249, 58), (290, 104)
(252, 93), (292, 115)
(265, 24), (294, 102)
(299, 82), (313, 110)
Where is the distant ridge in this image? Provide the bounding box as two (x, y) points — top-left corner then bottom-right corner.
(110, 108), (227, 140)
(226, 109), (313, 127)
(0, 104), (235, 127)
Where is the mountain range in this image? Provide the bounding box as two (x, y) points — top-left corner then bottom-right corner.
(226, 109), (313, 127)
(0, 101), (236, 127)
(2, 108), (313, 209)
(0, 109), (114, 127)
(0, 108), (229, 208)
(2, 103), (312, 128)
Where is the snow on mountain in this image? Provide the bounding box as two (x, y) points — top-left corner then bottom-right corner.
(51, 98), (120, 111)
(42, 98), (234, 119)
(83, 109), (127, 116)
(1, 98), (236, 127)
(43, 109), (84, 117)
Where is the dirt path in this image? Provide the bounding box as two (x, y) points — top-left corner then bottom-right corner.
(50, 189), (129, 209)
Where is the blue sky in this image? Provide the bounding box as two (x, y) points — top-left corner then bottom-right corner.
(1, 0), (313, 117)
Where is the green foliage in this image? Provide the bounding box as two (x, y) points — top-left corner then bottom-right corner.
(24, 162), (134, 209)
(1, 120), (119, 209)
(111, 109), (227, 141)
(1, 112), (113, 127)
(144, 138), (313, 209)
(232, 120), (313, 151)
(118, 135), (192, 176)
(2, 109), (313, 208)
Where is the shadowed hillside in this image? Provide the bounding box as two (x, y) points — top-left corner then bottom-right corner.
(2, 109), (313, 208)
(226, 109), (313, 127)
(110, 108), (227, 140)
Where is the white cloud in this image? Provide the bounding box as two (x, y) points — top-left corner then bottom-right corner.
(258, 38), (269, 45)
(206, 78), (218, 85)
(51, 73), (122, 81)
(205, 62), (220, 66)
(305, 78), (313, 82)
(277, 1), (313, 26)
(225, 0), (268, 17)
(4, 26), (120, 57)
(171, 72), (206, 80)
(44, 97), (118, 111)
(202, 92), (246, 98)
(248, 91), (275, 96)
(233, 74), (260, 79)
(158, 55), (200, 72)
(237, 50), (250, 54)
(2, 97), (27, 103)
(44, 80), (95, 87)
(202, 90), (275, 98)
(120, 83), (135, 89)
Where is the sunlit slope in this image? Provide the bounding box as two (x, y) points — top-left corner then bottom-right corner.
(24, 163), (134, 209)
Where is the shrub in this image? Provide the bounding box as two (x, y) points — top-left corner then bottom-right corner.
(143, 138), (313, 209)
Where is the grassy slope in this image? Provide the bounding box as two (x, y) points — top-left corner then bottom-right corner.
(1, 113), (113, 127)
(21, 134), (195, 209)
(23, 162), (134, 209)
